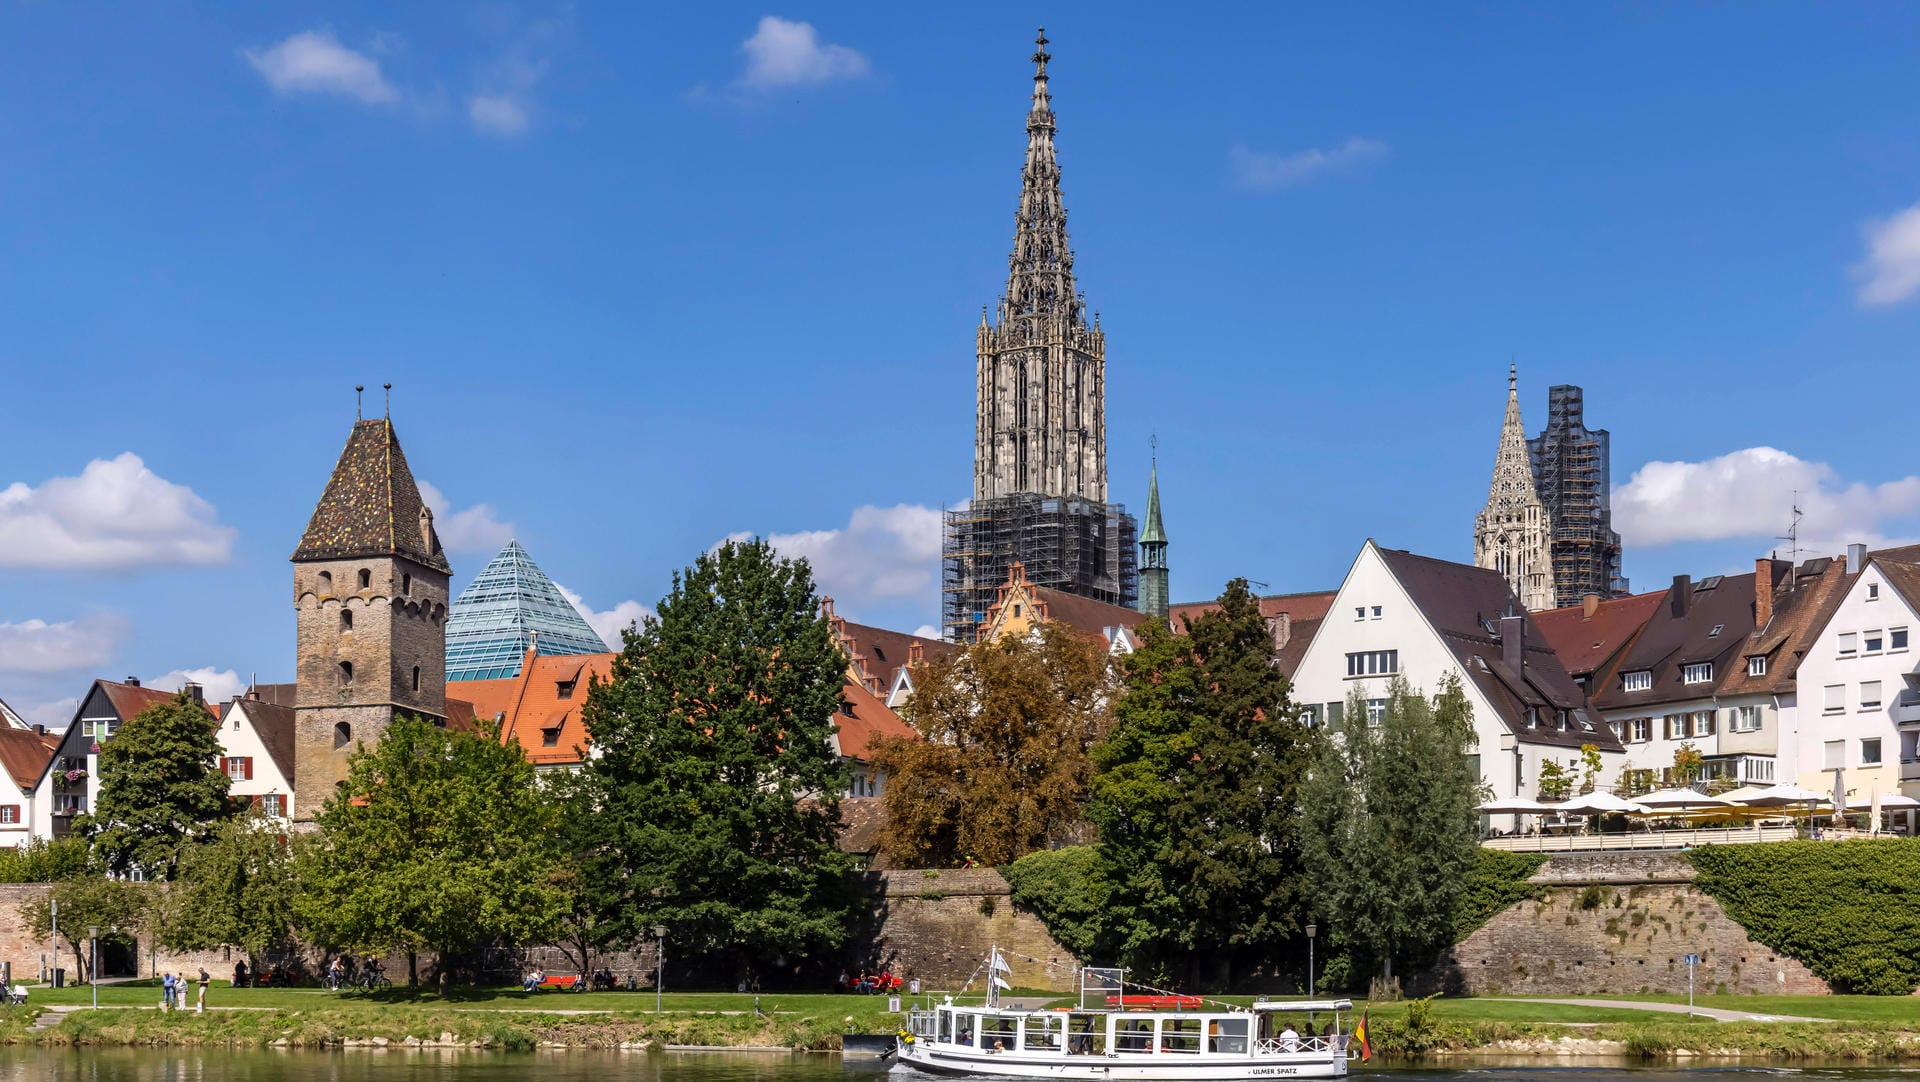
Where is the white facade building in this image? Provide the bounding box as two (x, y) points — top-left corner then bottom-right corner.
(1788, 550), (1920, 799)
(217, 697), (298, 820)
(1291, 541), (1623, 803)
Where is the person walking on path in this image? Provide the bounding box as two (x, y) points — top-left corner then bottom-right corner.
(196, 968), (209, 1013)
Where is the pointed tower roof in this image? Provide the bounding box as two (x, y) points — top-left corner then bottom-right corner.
(1488, 364), (1540, 504)
(1000, 27), (1087, 333)
(1140, 459), (1167, 546)
(292, 418), (450, 572)
(445, 540), (612, 681)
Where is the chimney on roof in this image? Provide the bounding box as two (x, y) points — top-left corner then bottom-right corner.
(125, 676), (140, 687)
(1582, 593), (1600, 620)
(1755, 558), (1778, 629)
(183, 682), (203, 704)
(1500, 614), (1525, 672)
(1847, 543), (1866, 575)
(1670, 575), (1691, 618)
(33, 725), (45, 736)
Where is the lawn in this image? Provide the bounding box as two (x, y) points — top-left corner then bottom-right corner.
(21, 983), (915, 1021)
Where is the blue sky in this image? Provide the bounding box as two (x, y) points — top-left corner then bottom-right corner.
(5, 3), (1920, 726)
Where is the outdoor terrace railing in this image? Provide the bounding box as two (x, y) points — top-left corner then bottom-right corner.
(1481, 825), (1801, 852)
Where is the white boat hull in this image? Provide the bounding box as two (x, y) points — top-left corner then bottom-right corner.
(893, 1043), (1349, 1081)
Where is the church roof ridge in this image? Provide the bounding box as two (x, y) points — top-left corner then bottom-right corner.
(291, 417), (450, 572)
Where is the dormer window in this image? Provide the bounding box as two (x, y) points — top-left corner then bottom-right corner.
(1622, 670), (1652, 692)
(1747, 655), (1767, 677)
(1526, 707), (1540, 729)
(542, 726), (561, 748)
(1681, 662), (1713, 685)
(840, 701), (856, 717)
(556, 680), (577, 700)
(1555, 709), (1569, 731)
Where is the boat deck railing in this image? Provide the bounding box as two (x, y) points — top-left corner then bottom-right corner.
(1255, 1036), (1346, 1055)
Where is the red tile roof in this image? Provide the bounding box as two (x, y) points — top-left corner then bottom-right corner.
(1031, 586), (1152, 640)
(0, 728), (60, 790)
(100, 681), (215, 724)
(1532, 590), (1668, 679)
(1168, 590), (1336, 631)
(833, 680), (916, 761)
(477, 651), (618, 766)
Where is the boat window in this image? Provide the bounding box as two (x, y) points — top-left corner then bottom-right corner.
(1066, 1014), (1106, 1055)
(982, 1016), (1018, 1053)
(1209, 1017), (1249, 1055)
(1160, 1017), (1203, 1053)
(938, 1011), (953, 1045)
(1023, 1015), (1061, 1052)
(1115, 1018), (1155, 1054)
(954, 1014), (975, 1048)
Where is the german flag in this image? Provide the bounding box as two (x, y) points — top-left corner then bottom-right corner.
(1353, 1011), (1371, 1062)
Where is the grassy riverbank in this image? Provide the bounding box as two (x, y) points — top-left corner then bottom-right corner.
(9, 987), (1920, 1060)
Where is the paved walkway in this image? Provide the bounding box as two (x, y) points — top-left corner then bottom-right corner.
(1481, 997), (1826, 1023)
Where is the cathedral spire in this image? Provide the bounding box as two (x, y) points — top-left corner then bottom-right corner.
(1001, 26), (1084, 333)
(1475, 366), (1556, 612)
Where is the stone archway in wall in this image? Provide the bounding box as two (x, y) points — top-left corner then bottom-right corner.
(100, 933), (138, 978)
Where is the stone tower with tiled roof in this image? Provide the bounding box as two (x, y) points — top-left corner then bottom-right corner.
(1137, 451), (1169, 620)
(1474, 366), (1557, 613)
(290, 413), (451, 820)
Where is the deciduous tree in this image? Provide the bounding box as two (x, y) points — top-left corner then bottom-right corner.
(25, 873), (152, 983)
(869, 621), (1115, 867)
(159, 810), (302, 973)
(583, 538), (856, 979)
(1086, 579), (1312, 987)
(297, 716), (563, 986)
(1299, 674), (1484, 988)
(85, 691), (231, 880)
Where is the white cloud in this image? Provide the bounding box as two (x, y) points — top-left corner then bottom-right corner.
(0, 454), (235, 570)
(1615, 446), (1920, 552)
(468, 94), (529, 136)
(1229, 137), (1388, 191)
(18, 698), (77, 730)
(1854, 201), (1920, 307)
(243, 30), (399, 105)
(720, 504), (943, 618)
(556, 584), (654, 650)
(417, 481), (515, 552)
(739, 16), (868, 89)
(147, 667), (247, 705)
(912, 624), (941, 640)
(0, 613), (128, 673)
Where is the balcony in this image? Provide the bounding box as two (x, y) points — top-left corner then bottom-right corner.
(1903, 757), (1920, 783)
(1895, 689), (1920, 727)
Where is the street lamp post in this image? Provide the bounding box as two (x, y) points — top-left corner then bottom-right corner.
(653, 925), (667, 1016)
(88, 926), (99, 1011)
(1305, 923), (1317, 998)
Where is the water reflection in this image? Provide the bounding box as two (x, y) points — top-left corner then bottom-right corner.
(7, 1053), (1920, 1082)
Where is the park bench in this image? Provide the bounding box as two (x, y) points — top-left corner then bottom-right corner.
(538, 975), (581, 991)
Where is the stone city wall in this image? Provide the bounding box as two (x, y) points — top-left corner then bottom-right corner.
(862, 869), (1076, 992)
(0, 883), (229, 985)
(1415, 851), (1828, 995)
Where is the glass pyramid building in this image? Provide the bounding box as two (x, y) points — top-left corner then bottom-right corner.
(445, 540), (611, 681)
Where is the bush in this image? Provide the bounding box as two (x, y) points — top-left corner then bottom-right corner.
(1001, 847), (1104, 960)
(1687, 839), (1920, 994)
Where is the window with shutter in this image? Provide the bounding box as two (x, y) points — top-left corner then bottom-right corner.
(0, 806), (18, 825)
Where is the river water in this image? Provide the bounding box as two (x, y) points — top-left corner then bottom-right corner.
(1, 1052), (1913, 1082)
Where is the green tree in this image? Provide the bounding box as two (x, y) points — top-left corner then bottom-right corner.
(1578, 743), (1603, 794)
(25, 874), (153, 983)
(1536, 760), (1572, 800)
(868, 621), (1115, 867)
(540, 768), (626, 978)
(159, 810), (302, 972)
(297, 716), (563, 986)
(1299, 674), (1484, 987)
(84, 691), (232, 879)
(583, 538), (855, 978)
(1086, 578), (1311, 987)
(1672, 742), (1705, 786)
(0, 836), (92, 884)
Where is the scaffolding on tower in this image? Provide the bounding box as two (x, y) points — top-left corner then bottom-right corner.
(941, 494), (1137, 643)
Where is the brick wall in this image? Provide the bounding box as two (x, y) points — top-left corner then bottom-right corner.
(1415, 852), (1828, 995)
(0, 883), (232, 984)
(862, 869), (1077, 991)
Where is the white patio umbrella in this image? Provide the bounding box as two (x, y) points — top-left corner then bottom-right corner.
(1847, 793), (1920, 810)
(1477, 796), (1554, 813)
(1557, 791), (1651, 815)
(1717, 784), (1774, 803)
(1737, 783), (1831, 808)
(1636, 788), (1735, 809)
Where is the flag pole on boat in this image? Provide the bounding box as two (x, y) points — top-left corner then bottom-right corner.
(988, 946), (1012, 1007)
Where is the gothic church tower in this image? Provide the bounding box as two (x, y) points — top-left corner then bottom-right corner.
(974, 28), (1107, 503)
(1138, 452), (1169, 621)
(1474, 367), (1556, 612)
(290, 411), (451, 819)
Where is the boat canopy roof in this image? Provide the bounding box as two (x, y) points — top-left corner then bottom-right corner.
(1251, 999), (1354, 1013)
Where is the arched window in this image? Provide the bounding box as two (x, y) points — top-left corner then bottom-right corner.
(411, 666), (420, 692)
(357, 568), (371, 589)
(333, 722), (351, 750)
(402, 573), (412, 597)
(318, 570), (333, 593)
(340, 608), (353, 632)
(338, 661), (353, 688)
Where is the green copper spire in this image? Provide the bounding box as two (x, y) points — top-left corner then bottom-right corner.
(1138, 440), (1169, 620)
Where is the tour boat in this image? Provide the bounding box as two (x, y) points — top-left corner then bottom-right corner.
(893, 950), (1357, 1081)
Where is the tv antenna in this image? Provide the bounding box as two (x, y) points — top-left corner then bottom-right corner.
(1776, 492), (1803, 591)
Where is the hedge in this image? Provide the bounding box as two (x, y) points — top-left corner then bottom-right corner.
(1686, 839), (1920, 995)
